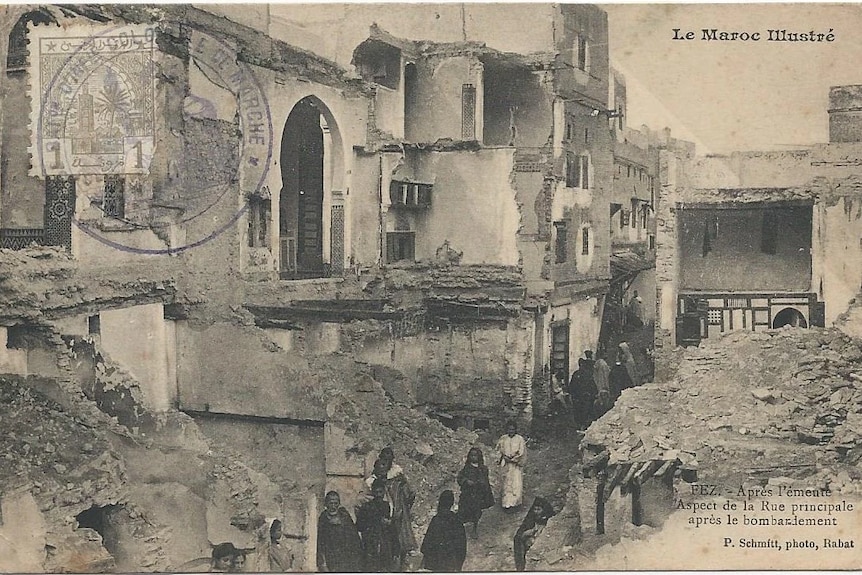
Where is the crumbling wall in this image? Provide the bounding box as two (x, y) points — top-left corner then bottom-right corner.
(407, 55), (483, 143)
(829, 85), (862, 143)
(411, 148), (520, 264)
(553, 5), (609, 106)
(814, 196), (862, 324)
(348, 315), (533, 426)
(176, 321), (325, 420)
(483, 66), (553, 148)
(654, 151), (682, 377)
(0, 68), (44, 228)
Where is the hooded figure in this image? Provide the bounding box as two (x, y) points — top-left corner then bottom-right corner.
(255, 518), (293, 572)
(592, 352), (611, 416)
(618, 342), (640, 386)
(317, 491), (363, 573)
(456, 447), (494, 538)
(356, 477), (399, 572)
(420, 490), (467, 572)
(513, 497), (555, 571)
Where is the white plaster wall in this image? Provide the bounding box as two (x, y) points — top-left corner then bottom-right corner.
(0, 327), (28, 375)
(50, 315), (89, 337)
(542, 297), (602, 380)
(815, 202), (862, 324)
(0, 490), (46, 572)
(100, 304), (173, 411)
(255, 65), (368, 273)
(375, 85), (404, 140)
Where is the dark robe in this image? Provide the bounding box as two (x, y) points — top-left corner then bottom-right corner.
(420, 509), (467, 572)
(513, 498), (555, 572)
(609, 363), (634, 402)
(356, 498), (399, 572)
(456, 464), (493, 524)
(317, 507), (363, 573)
(569, 361), (597, 426)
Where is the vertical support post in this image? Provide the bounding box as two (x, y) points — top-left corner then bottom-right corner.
(595, 469), (606, 535)
(631, 480), (643, 526)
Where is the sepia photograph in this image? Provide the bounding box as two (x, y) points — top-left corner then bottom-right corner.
(0, 2), (861, 572)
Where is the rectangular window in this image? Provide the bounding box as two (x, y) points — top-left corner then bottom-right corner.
(554, 221), (567, 263)
(461, 84), (476, 140)
(248, 196), (270, 248)
(584, 128), (589, 144)
(580, 155), (589, 189)
(565, 122), (572, 141)
(582, 227), (590, 255)
(389, 181), (432, 208)
(566, 152), (579, 188)
(103, 175), (125, 219)
(577, 35), (588, 71)
(386, 231), (416, 263)
(551, 322), (570, 380)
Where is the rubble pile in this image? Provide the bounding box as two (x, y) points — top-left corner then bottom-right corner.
(0, 334), (290, 572)
(583, 327), (862, 490)
(0, 248), (176, 322)
(318, 356), (502, 538)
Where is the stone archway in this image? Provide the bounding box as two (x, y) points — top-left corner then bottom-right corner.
(279, 96), (344, 279)
(772, 307), (808, 329)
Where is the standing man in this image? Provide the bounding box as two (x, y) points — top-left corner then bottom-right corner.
(496, 421), (527, 512)
(376, 447), (416, 569)
(627, 290), (645, 328)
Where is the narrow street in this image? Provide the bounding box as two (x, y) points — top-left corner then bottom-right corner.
(461, 417), (582, 572)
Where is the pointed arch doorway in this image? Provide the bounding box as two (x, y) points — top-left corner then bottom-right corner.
(280, 96), (343, 279)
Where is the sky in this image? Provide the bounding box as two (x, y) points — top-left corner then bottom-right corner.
(603, 3), (862, 154)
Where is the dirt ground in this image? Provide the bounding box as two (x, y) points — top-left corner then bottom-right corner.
(459, 415), (582, 572)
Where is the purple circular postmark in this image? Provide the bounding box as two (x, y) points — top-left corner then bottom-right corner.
(33, 23), (273, 255)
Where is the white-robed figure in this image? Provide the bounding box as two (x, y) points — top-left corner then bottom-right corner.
(495, 421), (527, 511)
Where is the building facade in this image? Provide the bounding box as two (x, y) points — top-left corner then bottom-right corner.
(654, 85), (862, 378)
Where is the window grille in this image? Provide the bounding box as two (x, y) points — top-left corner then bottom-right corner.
(103, 175), (125, 219)
(461, 84), (476, 140)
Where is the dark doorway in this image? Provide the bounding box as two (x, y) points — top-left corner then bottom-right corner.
(281, 97), (325, 279)
(772, 307), (808, 329)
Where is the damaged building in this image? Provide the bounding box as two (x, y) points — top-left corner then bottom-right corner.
(654, 84), (862, 378)
(0, 3), (660, 571)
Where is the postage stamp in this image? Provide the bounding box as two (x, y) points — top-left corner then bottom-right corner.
(29, 24), (156, 177)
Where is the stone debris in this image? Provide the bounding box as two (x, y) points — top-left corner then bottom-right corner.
(582, 327), (862, 491)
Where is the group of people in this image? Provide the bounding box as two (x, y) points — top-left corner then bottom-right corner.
(551, 342), (642, 427)
(209, 519), (291, 573)
(209, 425), (550, 573)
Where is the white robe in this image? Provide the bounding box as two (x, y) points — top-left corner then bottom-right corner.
(495, 433), (526, 509)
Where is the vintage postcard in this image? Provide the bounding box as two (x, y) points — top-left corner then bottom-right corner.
(0, 2), (861, 572)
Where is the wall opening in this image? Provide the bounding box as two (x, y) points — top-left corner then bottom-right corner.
(404, 62), (418, 141)
(772, 307), (807, 329)
(280, 97), (342, 279)
(76, 504), (123, 558)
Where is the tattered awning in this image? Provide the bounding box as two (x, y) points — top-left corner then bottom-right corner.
(610, 250), (654, 283)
